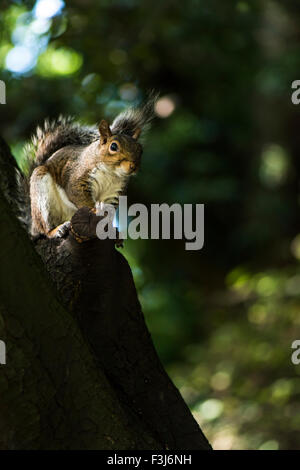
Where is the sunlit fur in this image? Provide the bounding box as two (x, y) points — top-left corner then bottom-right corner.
(17, 94), (157, 237)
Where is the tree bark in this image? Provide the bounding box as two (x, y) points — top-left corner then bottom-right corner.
(0, 136), (212, 450)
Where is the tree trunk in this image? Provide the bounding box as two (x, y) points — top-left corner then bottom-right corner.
(0, 136), (212, 450)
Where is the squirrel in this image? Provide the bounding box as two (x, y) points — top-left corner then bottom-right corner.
(17, 94), (157, 239)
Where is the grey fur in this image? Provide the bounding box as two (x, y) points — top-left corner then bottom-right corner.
(31, 115), (99, 168)
(17, 93), (158, 234)
(17, 116), (99, 233)
(111, 91), (159, 138)
(15, 169), (31, 231)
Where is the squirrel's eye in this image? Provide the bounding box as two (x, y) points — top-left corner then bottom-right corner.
(110, 142), (118, 152)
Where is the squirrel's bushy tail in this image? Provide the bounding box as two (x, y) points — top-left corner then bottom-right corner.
(111, 90), (159, 138)
(25, 116), (98, 172)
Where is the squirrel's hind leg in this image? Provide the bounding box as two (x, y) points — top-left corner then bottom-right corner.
(30, 166), (72, 238)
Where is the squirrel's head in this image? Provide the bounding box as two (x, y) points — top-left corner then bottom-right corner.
(98, 119), (142, 176)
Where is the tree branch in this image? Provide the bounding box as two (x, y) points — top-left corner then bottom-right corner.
(0, 136), (212, 450)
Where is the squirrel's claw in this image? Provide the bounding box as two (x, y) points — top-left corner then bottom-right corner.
(54, 221), (71, 238)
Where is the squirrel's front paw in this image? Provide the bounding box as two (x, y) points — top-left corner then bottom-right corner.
(54, 221), (71, 238)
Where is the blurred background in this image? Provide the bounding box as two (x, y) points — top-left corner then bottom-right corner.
(1, 0), (300, 450)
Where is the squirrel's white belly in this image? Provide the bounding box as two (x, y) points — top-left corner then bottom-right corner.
(36, 166), (127, 227)
(90, 166), (127, 205)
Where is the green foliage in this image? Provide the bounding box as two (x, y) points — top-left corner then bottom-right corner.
(1, 0), (300, 449)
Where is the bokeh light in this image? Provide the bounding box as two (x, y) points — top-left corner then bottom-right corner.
(259, 144), (290, 188)
(34, 0), (65, 20)
(37, 47), (83, 76)
(155, 96), (176, 118)
(5, 45), (36, 73)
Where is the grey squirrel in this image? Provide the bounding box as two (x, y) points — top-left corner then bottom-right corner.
(17, 94), (157, 239)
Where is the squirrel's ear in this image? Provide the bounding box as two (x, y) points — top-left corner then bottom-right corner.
(99, 119), (112, 144)
(132, 128), (141, 140)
